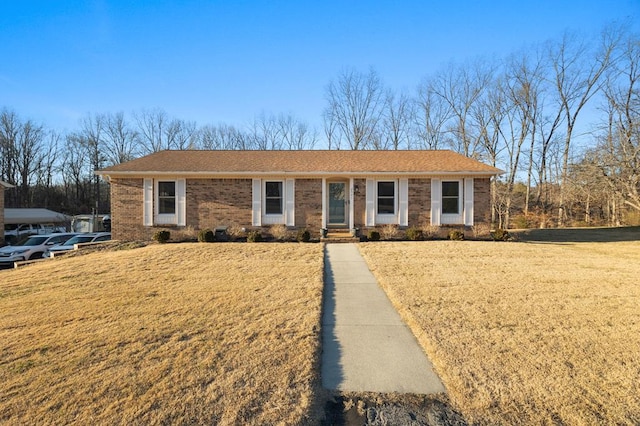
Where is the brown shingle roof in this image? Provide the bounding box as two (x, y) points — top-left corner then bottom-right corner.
(97, 150), (503, 176)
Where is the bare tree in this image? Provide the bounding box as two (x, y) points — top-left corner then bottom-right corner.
(276, 114), (318, 150)
(248, 113), (282, 150)
(15, 119), (46, 206)
(549, 27), (622, 224)
(79, 113), (107, 212)
(62, 133), (92, 212)
(430, 60), (494, 156)
(324, 67), (386, 150)
(34, 131), (61, 208)
(592, 32), (640, 215)
(196, 123), (251, 150)
(104, 112), (139, 164)
(414, 80), (452, 149)
(381, 90), (412, 150)
(134, 108), (193, 153)
(0, 109), (20, 189)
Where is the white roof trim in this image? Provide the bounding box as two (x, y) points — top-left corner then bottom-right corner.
(96, 170), (503, 178)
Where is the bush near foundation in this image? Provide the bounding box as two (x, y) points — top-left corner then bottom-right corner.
(153, 230), (170, 243)
(198, 229), (215, 243)
(405, 227), (424, 241)
(296, 229), (311, 243)
(368, 230), (381, 241)
(247, 230), (263, 242)
(448, 229), (464, 241)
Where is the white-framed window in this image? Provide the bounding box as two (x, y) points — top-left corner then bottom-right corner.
(157, 181), (176, 215)
(377, 181), (396, 215)
(253, 178), (294, 227)
(264, 181), (283, 215)
(442, 181), (460, 214)
(144, 178), (186, 227)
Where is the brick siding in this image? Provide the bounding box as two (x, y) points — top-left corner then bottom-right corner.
(110, 176), (494, 241)
(110, 178), (146, 240)
(474, 178), (491, 224)
(408, 178), (431, 227)
(186, 179), (252, 230)
(294, 179), (322, 231)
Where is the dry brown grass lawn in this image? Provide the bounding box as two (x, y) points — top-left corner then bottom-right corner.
(359, 240), (640, 425)
(0, 243), (324, 425)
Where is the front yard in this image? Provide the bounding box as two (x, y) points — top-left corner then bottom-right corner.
(359, 239), (640, 424)
(0, 243), (324, 424)
(2, 234), (639, 424)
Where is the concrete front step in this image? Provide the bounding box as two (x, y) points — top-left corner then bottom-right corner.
(322, 232), (361, 244)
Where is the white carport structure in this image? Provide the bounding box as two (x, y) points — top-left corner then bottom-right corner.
(4, 208), (71, 225)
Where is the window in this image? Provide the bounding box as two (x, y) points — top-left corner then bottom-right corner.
(442, 181), (460, 214)
(377, 181), (395, 214)
(265, 181), (283, 215)
(158, 181), (176, 214)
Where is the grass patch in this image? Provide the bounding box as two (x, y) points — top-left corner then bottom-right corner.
(358, 239), (640, 424)
(0, 243), (324, 424)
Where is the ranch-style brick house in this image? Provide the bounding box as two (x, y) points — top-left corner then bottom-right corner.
(96, 150), (502, 241)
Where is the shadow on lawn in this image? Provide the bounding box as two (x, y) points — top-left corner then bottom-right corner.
(512, 226), (640, 243)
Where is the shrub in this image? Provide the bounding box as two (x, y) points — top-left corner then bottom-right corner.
(422, 225), (441, 239)
(198, 228), (215, 243)
(381, 224), (399, 240)
(226, 225), (245, 241)
(247, 230), (263, 242)
(491, 228), (511, 241)
(471, 223), (492, 240)
(172, 225), (198, 242)
(153, 230), (170, 243)
(270, 224), (291, 241)
(296, 228), (311, 243)
(511, 214), (530, 229)
(405, 227), (424, 241)
(368, 230), (381, 241)
(448, 229), (464, 241)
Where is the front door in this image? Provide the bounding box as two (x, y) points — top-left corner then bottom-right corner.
(327, 181), (348, 226)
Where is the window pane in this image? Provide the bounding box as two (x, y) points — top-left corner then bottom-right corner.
(265, 181), (283, 215)
(378, 198), (395, 214)
(442, 198), (459, 214)
(158, 181), (176, 197)
(377, 181), (395, 214)
(378, 181), (394, 197)
(266, 182), (282, 198)
(159, 197), (176, 214)
(442, 181), (459, 197)
(265, 198), (282, 214)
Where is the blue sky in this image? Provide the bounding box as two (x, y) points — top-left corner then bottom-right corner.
(1, 0), (639, 134)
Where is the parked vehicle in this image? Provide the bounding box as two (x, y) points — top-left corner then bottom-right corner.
(0, 233), (77, 267)
(4, 223), (67, 244)
(71, 214), (110, 233)
(43, 232), (111, 258)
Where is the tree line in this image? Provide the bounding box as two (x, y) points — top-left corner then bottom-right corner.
(1, 23), (638, 228)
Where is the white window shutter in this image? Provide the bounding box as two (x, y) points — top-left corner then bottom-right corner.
(399, 179), (408, 226)
(285, 178), (295, 227)
(177, 178), (186, 226)
(430, 178), (441, 226)
(464, 178), (474, 226)
(252, 179), (262, 226)
(321, 178), (327, 228)
(143, 178), (153, 226)
(365, 179), (375, 227)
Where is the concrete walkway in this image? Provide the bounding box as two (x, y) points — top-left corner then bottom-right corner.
(321, 243), (445, 394)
